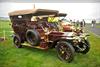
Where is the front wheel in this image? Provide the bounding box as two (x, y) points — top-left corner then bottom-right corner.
(55, 41), (75, 63)
(75, 40), (90, 54)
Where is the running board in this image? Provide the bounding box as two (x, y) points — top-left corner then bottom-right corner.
(22, 43), (48, 50)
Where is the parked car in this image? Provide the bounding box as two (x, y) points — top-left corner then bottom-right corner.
(8, 9), (90, 63)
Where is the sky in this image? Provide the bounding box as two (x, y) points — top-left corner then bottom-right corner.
(0, 3), (100, 20)
(0, 0), (100, 3)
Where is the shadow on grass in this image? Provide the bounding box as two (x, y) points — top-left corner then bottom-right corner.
(22, 45), (57, 58)
(21, 45), (91, 64)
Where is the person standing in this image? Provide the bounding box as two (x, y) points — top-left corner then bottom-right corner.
(91, 19), (96, 27)
(71, 19), (75, 26)
(82, 19), (86, 27)
(76, 20), (79, 27)
(80, 21), (83, 27)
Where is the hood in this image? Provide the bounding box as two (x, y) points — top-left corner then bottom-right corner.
(63, 32), (75, 37)
(49, 31), (75, 37)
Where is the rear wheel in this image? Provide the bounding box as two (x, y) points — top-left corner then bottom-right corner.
(13, 35), (22, 48)
(55, 41), (75, 63)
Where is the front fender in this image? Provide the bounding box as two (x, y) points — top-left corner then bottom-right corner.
(51, 38), (73, 48)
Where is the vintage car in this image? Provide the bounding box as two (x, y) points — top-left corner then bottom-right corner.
(8, 9), (90, 63)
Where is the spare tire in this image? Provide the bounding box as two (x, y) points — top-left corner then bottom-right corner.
(26, 29), (40, 46)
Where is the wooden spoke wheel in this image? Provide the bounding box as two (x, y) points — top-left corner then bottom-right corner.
(75, 40), (90, 54)
(56, 41), (75, 63)
(13, 35), (22, 48)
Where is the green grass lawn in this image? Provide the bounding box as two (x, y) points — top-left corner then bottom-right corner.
(96, 25), (100, 28)
(95, 23), (100, 28)
(0, 20), (100, 67)
(0, 20), (12, 37)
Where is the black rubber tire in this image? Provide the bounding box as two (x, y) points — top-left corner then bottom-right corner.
(75, 40), (90, 54)
(26, 29), (40, 46)
(55, 41), (75, 63)
(13, 35), (22, 48)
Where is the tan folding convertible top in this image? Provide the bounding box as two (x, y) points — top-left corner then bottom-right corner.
(58, 13), (67, 17)
(9, 9), (59, 16)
